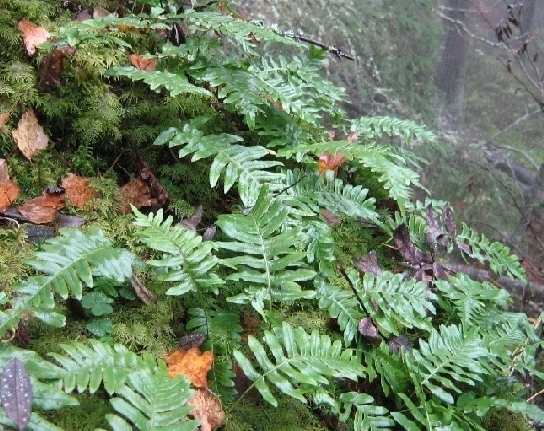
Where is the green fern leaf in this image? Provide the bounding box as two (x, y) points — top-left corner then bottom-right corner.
(49, 340), (147, 395)
(347, 270), (436, 335)
(154, 121), (284, 206)
(457, 223), (526, 281)
(299, 220), (336, 276)
(350, 116), (436, 145)
(24, 227), (135, 299)
(282, 169), (378, 221)
(216, 187), (316, 317)
(405, 324), (491, 404)
(316, 278), (363, 346)
(105, 367), (198, 431)
(133, 207), (224, 295)
(233, 322), (364, 407)
(109, 67), (213, 98)
(339, 392), (394, 430)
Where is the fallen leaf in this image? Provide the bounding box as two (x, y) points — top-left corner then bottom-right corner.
(76, 9), (92, 21)
(0, 159), (20, 212)
(118, 178), (154, 214)
(22, 225), (55, 244)
(61, 173), (99, 207)
(358, 317), (380, 344)
(442, 205), (456, 238)
(18, 19), (50, 56)
(180, 205), (203, 230)
(354, 251), (382, 276)
(166, 346), (214, 388)
(0, 112), (9, 130)
(138, 163), (169, 211)
(203, 226), (217, 241)
(187, 389), (225, 431)
(131, 274), (157, 305)
(56, 213), (85, 228)
(346, 131), (358, 142)
(18, 187), (65, 224)
(93, 6), (110, 18)
(1, 358), (33, 431)
(38, 46), (77, 91)
(12, 109), (49, 161)
(130, 54), (157, 71)
(393, 224), (432, 266)
(320, 207), (341, 225)
(389, 335), (412, 354)
(318, 151), (347, 176)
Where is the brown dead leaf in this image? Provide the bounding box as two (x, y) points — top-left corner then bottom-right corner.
(166, 346), (214, 388)
(320, 208), (341, 225)
(93, 6), (110, 18)
(130, 54), (157, 71)
(0, 112), (9, 130)
(118, 178), (154, 214)
(187, 389), (225, 431)
(12, 109), (49, 161)
(318, 151), (347, 176)
(18, 187), (65, 224)
(131, 274), (157, 305)
(138, 162), (169, 211)
(0, 159), (20, 212)
(38, 46), (77, 91)
(18, 19), (50, 56)
(61, 173), (99, 207)
(346, 131), (358, 142)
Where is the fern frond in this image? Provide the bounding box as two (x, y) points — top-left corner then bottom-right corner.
(457, 223), (526, 281)
(347, 270), (436, 336)
(186, 307), (242, 342)
(350, 116), (436, 145)
(316, 278), (363, 346)
(104, 367), (198, 431)
(277, 141), (420, 201)
(48, 339), (148, 395)
(435, 274), (510, 328)
(299, 220), (336, 276)
(132, 207), (224, 296)
(339, 392), (394, 430)
(216, 187), (316, 317)
(281, 169), (378, 221)
(404, 324), (491, 404)
(154, 121), (284, 206)
(233, 322), (365, 407)
(25, 227), (135, 299)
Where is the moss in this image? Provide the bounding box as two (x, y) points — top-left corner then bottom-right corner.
(42, 392), (111, 430)
(481, 409), (534, 431)
(227, 396), (326, 431)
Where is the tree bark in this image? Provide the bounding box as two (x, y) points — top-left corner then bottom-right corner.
(434, 0), (470, 129)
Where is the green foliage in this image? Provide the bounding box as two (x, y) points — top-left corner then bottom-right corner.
(233, 321), (364, 407)
(0, 2), (541, 431)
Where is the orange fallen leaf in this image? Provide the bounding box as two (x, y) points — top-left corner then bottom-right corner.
(18, 187), (65, 224)
(318, 151), (348, 176)
(130, 54), (157, 71)
(61, 173), (100, 207)
(118, 178), (154, 214)
(187, 389), (225, 431)
(18, 19), (50, 56)
(0, 159), (20, 212)
(12, 108), (49, 161)
(166, 346), (214, 389)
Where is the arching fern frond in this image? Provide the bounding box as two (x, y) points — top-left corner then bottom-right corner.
(233, 322), (365, 407)
(277, 141), (421, 201)
(132, 207), (224, 296)
(350, 116), (436, 145)
(339, 392), (394, 430)
(347, 270), (436, 336)
(154, 121), (284, 206)
(216, 187), (316, 317)
(456, 223), (526, 281)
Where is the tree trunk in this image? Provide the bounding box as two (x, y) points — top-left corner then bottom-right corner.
(434, 0), (470, 129)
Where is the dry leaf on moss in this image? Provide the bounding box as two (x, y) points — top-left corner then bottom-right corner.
(18, 19), (50, 56)
(0, 159), (20, 212)
(166, 346), (214, 388)
(12, 109), (49, 161)
(17, 187), (65, 224)
(61, 173), (99, 207)
(118, 178), (154, 214)
(130, 54), (157, 71)
(0, 112), (9, 130)
(188, 389), (225, 431)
